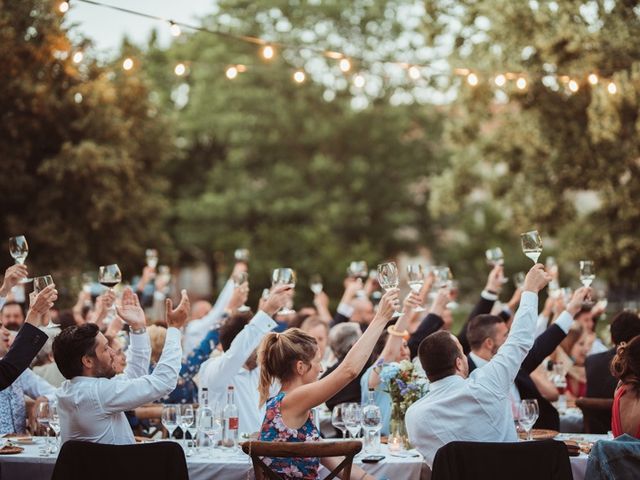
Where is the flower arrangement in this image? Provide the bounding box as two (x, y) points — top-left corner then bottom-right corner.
(377, 359), (426, 422)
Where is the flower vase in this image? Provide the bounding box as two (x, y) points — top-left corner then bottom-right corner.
(389, 416), (411, 451)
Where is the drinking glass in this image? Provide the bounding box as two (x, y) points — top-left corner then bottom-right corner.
(406, 264), (426, 312)
(361, 403), (382, 453)
(186, 407), (198, 456)
(234, 248), (250, 263)
(99, 264), (121, 321)
(513, 272), (526, 289)
(518, 399), (539, 441)
(162, 404), (179, 440)
(343, 403), (362, 439)
(331, 404), (348, 438)
(271, 268), (296, 315)
(200, 404), (223, 457)
(433, 266), (453, 289)
(180, 405), (195, 452)
(233, 271), (251, 312)
(552, 363), (568, 413)
(377, 262), (401, 316)
(145, 249), (159, 269)
(36, 402), (53, 454)
(347, 261), (368, 297)
(309, 274), (323, 295)
(520, 231), (543, 264)
(485, 247), (505, 267)
(9, 235), (30, 283)
(34, 275), (56, 328)
(579, 260), (595, 287)
(49, 401), (60, 452)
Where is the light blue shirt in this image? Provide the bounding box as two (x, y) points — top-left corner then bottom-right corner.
(360, 364), (392, 436)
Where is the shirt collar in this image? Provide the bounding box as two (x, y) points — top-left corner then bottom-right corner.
(428, 374), (465, 392)
(469, 351), (489, 368)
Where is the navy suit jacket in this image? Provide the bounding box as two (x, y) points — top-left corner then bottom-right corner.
(0, 323), (48, 391)
(585, 348), (617, 433)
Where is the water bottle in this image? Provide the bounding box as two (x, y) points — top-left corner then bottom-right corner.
(222, 386), (239, 449)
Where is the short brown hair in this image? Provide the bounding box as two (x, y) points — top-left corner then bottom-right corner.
(418, 331), (463, 382)
(466, 315), (505, 351)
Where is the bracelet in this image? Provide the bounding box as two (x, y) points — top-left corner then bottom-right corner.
(387, 325), (408, 337)
(131, 326), (147, 335)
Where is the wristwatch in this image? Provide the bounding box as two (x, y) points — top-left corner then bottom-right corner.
(131, 326), (147, 335)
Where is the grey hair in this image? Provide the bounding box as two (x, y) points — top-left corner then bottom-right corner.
(328, 323), (362, 361)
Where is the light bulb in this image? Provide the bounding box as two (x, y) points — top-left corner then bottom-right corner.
(588, 73), (598, 85)
(170, 22), (181, 37)
(72, 51), (84, 64)
(516, 77), (527, 90)
(225, 66), (238, 80)
(467, 73), (478, 86)
(58, 2), (69, 13)
(174, 63), (186, 76)
(122, 58), (134, 71)
(408, 66), (421, 80)
(568, 80), (579, 92)
(494, 74), (506, 87)
(353, 74), (365, 88)
(607, 81), (617, 94)
(262, 45), (275, 60)
(293, 70), (306, 83)
(339, 58), (351, 73)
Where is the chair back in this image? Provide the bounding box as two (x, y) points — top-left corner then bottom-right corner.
(241, 440), (362, 480)
(576, 397), (614, 433)
(431, 440), (572, 480)
(51, 440), (188, 480)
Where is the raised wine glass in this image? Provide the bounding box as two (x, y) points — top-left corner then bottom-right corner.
(233, 271), (251, 312)
(520, 230), (543, 264)
(234, 248), (250, 263)
(34, 275), (56, 328)
(145, 249), (158, 269)
(348, 261), (368, 297)
(485, 247), (505, 267)
(272, 268), (296, 315)
(518, 399), (539, 441)
(9, 235), (30, 283)
(309, 274), (323, 295)
(99, 264), (121, 321)
(377, 262), (401, 316)
(406, 264), (426, 312)
(433, 266), (453, 289)
(579, 260), (595, 287)
(331, 404), (348, 438)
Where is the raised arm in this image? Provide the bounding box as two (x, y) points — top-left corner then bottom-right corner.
(407, 287), (449, 359)
(115, 288), (151, 379)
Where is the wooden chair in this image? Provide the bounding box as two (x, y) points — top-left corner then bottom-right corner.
(576, 397), (613, 433)
(241, 440), (362, 480)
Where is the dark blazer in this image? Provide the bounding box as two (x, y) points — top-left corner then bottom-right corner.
(585, 348), (617, 433)
(468, 324), (567, 430)
(0, 323), (48, 391)
(408, 313), (444, 360)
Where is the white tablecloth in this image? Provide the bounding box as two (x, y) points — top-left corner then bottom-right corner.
(0, 438), (427, 480)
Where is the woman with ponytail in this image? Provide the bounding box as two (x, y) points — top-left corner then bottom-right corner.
(257, 288), (399, 479)
(610, 335), (640, 438)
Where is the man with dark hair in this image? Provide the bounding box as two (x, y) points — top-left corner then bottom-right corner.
(54, 288), (190, 444)
(586, 310), (640, 432)
(406, 265), (552, 467)
(1, 302), (25, 332)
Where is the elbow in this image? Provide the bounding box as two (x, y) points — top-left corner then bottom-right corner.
(342, 364), (360, 381)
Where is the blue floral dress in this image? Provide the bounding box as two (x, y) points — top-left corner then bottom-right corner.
(259, 392), (320, 479)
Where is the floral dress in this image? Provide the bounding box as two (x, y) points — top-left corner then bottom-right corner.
(259, 392), (320, 479)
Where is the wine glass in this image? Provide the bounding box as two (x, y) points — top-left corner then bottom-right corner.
(520, 230), (543, 264)
(406, 264), (426, 312)
(377, 262), (401, 316)
(34, 275), (56, 328)
(513, 272), (526, 289)
(309, 274), (323, 295)
(200, 404), (223, 457)
(331, 404), (348, 438)
(233, 272), (251, 312)
(145, 249), (159, 269)
(579, 260), (595, 287)
(186, 406), (198, 456)
(348, 261), (368, 297)
(433, 266), (453, 289)
(272, 268), (296, 315)
(517, 399), (539, 441)
(9, 235), (30, 283)
(180, 405), (195, 452)
(361, 402), (382, 453)
(99, 264), (121, 321)
(234, 248), (250, 263)
(162, 404), (179, 440)
(36, 402), (53, 454)
(343, 403), (362, 439)
(485, 247), (505, 267)
(49, 401), (60, 452)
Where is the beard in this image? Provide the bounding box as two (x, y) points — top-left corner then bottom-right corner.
(94, 359), (117, 379)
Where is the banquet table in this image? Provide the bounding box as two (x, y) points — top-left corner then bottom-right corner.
(0, 438), (428, 480)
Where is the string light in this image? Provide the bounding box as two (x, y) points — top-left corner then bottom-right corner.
(169, 21), (181, 37)
(72, 51), (84, 64)
(225, 66), (238, 79)
(339, 58), (351, 73)
(516, 77), (527, 90)
(467, 73), (478, 86)
(174, 63), (186, 76)
(408, 66), (421, 80)
(588, 74), (598, 85)
(261, 45), (275, 60)
(607, 81), (617, 94)
(353, 73), (366, 88)
(122, 57), (134, 71)
(494, 74), (506, 87)
(568, 79), (579, 93)
(293, 70), (306, 83)
(58, 1), (69, 13)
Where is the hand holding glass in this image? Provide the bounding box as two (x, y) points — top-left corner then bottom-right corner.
(521, 231), (543, 264)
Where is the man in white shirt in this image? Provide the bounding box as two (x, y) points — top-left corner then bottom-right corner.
(54, 288), (190, 444)
(199, 284), (292, 435)
(405, 264), (552, 467)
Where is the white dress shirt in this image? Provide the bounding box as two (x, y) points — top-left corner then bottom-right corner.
(57, 328), (181, 445)
(183, 278), (235, 356)
(405, 291), (539, 467)
(199, 311), (277, 435)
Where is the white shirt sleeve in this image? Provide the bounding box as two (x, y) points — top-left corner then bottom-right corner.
(123, 331), (151, 379)
(336, 302), (354, 318)
(553, 311), (574, 334)
(473, 291), (538, 400)
(96, 327), (182, 414)
(200, 311), (277, 394)
(20, 368), (57, 402)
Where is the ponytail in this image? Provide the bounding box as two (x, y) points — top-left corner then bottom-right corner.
(257, 328), (318, 406)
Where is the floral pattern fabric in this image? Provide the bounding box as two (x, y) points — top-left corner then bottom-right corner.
(259, 392), (320, 479)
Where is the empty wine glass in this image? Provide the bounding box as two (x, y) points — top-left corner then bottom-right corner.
(162, 404), (179, 441)
(348, 261), (368, 297)
(518, 399), (539, 441)
(180, 405), (195, 452)
(36, 402), (53, 454)
(406, 264), (426, 312)
(234, 248), (250, 263)
(199, 404), (223, 457)
(331, 404), (348, 438)
(34, 275), (56, 328)
(9, 235), (30, 283)
(485, 247), (505, 267)
(272, 268), (296, 315)
(433, 266), (453, 289)
(49, 401), (60, 452)
(343, 403), (362, 439)
(377, 262), (401, 316)
(145, 249), (159, 269)
(579, 260), (595, 287)
(233, 272), (251, 312)
(309, 274), (323, 295)
(520, 230), (543, 264)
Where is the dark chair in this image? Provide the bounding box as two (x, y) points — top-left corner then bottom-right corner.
(51, 440), (188, 480)
(431, 440), (573, 480)
(241, 440), (361, 480)
(576, 397), (614, 434)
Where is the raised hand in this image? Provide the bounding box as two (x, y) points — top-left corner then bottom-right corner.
(0, 264), (28, 297)
(523, 264), (553, 293)
(166, 289), (191, 328)
(262, 284), (294, 317)
(402, 291), (422, 314)
(430, 287), (450, 317)
(373, 288), (399, 324)
(567, 286), (592, 316)
(25, 284), (58, 326)
(228, 283), (249, 312)
(115, 288), (146, 330)
(485, 265), (505, 293)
